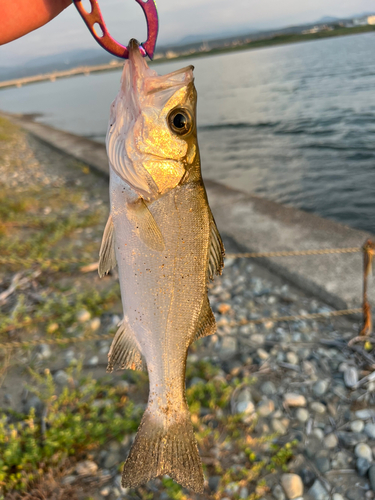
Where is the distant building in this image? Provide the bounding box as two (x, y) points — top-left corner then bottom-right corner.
(367, 15), (375, 25)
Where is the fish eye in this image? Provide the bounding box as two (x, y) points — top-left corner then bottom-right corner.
(168, 109), (192, 136)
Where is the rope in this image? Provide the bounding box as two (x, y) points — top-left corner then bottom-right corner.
(225, 247), (361, 259)
(0, 246), (362, 269)
(0, 308), (362, 351)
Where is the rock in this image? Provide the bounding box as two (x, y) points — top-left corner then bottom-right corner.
(355, 443), (372, 461)
(261, 381), (277, 396)
(272, 419), (287, 435)
(273, 484), (286, 500)
(54, 370), (69, 385)
(311, 402), (326, 414)
(257, 348), (269, 360)
(357, 457), (371, 476)
(208, 476), (221, 492)
(299, 467), (316, 487)
(365, 423), (375, 439)
(296, 408), (309, 423)
(280, 473), (303, 499)
(220, 336), (237, 358)
(351, 420), (365, 433)
(338, 431), (367, 446)
(76, 309), (91, 323)
(104, 451), (120, 469)
(346, 486), (366, 500)
(356, 409), (375, 420)
(75, 460), (98, 475)
(308, 480), (330, 500)
(37, 343), (51, 360)
(286, 352), (299, 365)
(239, 486), (249, 499)
(99, 487), (110, 497)
(344, 367), (359, 388)
(89, 317), (101, 331)
(284, 393), (306, 407)
(257, 399), (275, 417)
(87, 355), (99, 366)
(313, 380), (328, 397)
(369, 465), (375, 491)
(47, 322), (59, 334)
(315, 456), (331, 474)
(23, 395), (43, 416)
(237, 400), (255, 415)
(324, 433), (338, 449)
(312, 428), (324, 440)
(333, 495), (345, 500)
(331, 451), (352, 469)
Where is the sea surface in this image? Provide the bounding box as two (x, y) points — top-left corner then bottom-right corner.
(1, 33), (375, 234)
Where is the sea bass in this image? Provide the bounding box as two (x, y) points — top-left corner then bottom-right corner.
(99, 39), (224, 493)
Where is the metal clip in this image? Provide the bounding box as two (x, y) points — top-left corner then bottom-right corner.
(73, 0), (159, 59)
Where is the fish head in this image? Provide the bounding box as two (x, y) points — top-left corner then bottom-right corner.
(106, 39), (198, 201)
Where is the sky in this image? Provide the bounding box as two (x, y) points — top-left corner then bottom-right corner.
(0, 0), (374, 67)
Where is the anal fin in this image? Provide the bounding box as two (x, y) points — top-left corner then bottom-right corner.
(98, 214), (117, 278)
(193, 295), (216, 342)
(127, 199), (165, 252)
(107, 319), (146, 372)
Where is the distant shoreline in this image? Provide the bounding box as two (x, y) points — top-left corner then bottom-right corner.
(1, 25), (374, 89)
(152, 24), (375, 64)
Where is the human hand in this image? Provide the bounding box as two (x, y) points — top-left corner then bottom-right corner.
(1, 0), (72, 45)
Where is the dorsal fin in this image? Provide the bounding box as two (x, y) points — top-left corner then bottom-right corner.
(98, 214), (117, 278)
(193, 295), (216, 343)
(207, 211), (225, 281)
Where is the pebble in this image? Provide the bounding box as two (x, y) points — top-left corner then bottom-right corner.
(257, 348), (269, 360)
(312, 380), (328, 396)
(355, 443), (372, 461)
(257, 399), (275, 417)
(351, 420), (365, 433)
(369, 465), (375, 491)
(37, 343), (51, 360)
(333, 495), (345, 500)
(365, 423), (375, 439)
(356, 409), (375, 420)
(315, 456), (331, 473)
(284, 393), (306, 407)
(357, 457), (371, 476)
(273, 485), (286, 500)
(324, 433), (338, 449)
(295, 408), (309, 423)
(308, 480), (330, 500)
(272, 419), (287, 435)
(311, 402), (326, 414)
(208, 476), (221, 492)
(220, 336), (237, 358)
(236, 400), (255, 416)
(75, 460), (98, 475)
(312, 428), (324, 440)
(87, 355), (99, 366)
(261, 381), (277, 395)
(346, 486), (366, 500)
(89, 317), (101, 331)
(280, 473), (303, 499)
(54, 370), (69, 385)
(47, 322), (59, 334)
(61, 476), (76, 485)
(239, 486), (249, 499)
(286, 352), (299, 365)
(338, 432), (367, 446)
(344, 366), (359, 388)
(76, 309), (91, 323)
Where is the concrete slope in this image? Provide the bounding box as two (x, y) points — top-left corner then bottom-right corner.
(4, 113), (373, 311)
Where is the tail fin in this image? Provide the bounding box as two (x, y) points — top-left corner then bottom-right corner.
(121, 409), (204, 493)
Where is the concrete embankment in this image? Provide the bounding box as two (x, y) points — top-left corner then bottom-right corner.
(3, 112), (374, 312)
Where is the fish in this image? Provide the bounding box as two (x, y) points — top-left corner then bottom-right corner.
(99, 39), (224, 493)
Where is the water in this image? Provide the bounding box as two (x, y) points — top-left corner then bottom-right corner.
(1, 33), (375, 234)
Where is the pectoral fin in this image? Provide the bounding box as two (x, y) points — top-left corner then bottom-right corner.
(207, 210), (225, 281)
(107, 319), (146, 372)
(98, 214), (117, 278)
(193, 295), (216, 342)
(127, 199), (165, 252)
